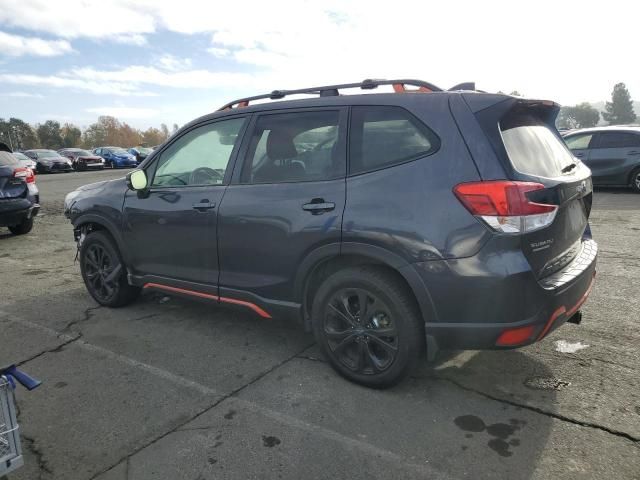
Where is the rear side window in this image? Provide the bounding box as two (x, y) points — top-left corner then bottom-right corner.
(349, 106), (439, 175)
(0, 152), (18, 166)
(242, 110), (343, 184)
(564, 133), (593, 150)
(500, 114), (575, 177)
(596, 132), (640, 148)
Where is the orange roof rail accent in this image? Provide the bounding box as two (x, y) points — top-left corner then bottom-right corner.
(392, 83), (433, 93)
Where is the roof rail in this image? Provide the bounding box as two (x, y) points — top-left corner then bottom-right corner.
(218, 78), (450, 111)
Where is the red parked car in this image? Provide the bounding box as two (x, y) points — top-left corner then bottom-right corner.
(58, 148), (105, 171)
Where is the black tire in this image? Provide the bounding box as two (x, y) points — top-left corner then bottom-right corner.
(630, 167), (640, 193)
(311, 266), (423, 389)
(8, 217), (34, 235)
(79, 231), (140, 307)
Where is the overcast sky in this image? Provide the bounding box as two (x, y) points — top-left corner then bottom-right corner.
(0, 0), (637, 129)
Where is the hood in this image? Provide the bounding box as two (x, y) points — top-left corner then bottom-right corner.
(77, 180), (110, 191)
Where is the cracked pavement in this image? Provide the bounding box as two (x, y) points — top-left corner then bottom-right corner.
(1, 170), (638, 479)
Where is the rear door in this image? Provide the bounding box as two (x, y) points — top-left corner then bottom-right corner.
(217, 108), (347, 304)
(587, 131), (640, 185)
(499, 109), (593, 279)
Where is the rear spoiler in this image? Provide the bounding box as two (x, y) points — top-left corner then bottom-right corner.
(463, 94), (561, 127)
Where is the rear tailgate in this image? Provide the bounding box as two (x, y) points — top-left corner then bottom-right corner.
(463, 96), (594, 281)
(0, 152), (29, 201)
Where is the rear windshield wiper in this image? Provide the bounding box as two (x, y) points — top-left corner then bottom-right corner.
(561, 162), (577, 174)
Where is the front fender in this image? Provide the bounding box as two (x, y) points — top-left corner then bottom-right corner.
(72, 213), (129, 264)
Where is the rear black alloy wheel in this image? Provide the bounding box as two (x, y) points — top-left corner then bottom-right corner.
(324, 288), (398, 375)
(312, 266), (423, 388)
(83, 242), (121, 303)
(80, 231), (140, 307)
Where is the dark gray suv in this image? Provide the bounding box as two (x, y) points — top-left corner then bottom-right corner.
(563, 126), (640, 192)
(64, 80), (597, 388)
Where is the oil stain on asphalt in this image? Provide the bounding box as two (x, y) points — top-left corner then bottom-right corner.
(454, 415), (526, 457)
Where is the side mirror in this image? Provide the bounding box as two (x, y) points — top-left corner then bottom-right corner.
(126, 169), (148, 191)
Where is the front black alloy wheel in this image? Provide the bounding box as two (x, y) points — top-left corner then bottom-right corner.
(80, 231), (140, 307)
(312, 266), (423, 388)
(324, 288), (398, 375)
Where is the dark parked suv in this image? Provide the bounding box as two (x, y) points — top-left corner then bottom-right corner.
(64, 80), (597, 388)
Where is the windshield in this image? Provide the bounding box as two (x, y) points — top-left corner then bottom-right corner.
(500, 114), (576, 178)
(109, 148), (129, 155)
(13, 152), (29, 161)
(38, 150), (63, 158)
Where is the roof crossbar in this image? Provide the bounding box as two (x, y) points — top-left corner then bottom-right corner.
(218, 78), (447, 110)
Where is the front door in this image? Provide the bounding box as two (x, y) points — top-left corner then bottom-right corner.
(122, 116), (247, 286)
(218, 108), (347, 305)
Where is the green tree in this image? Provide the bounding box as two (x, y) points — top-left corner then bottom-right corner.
(61, 123), (82, 148)
(37, 120), (64, 149)
(509, 90), (522, 97)
(603, 83), (637, 125)
(160, 123), (170, 141)
(557, 103), (600, 129)
(0, 118), (38, 150)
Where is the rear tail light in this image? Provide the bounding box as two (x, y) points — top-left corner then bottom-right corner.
(453, 181), (557, 234)
(495, 325), (536, 346)
(14, 167), (36, 184)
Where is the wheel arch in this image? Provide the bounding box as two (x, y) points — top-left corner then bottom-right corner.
(72, 214), (129, 264)
(297, 242), (437, 331)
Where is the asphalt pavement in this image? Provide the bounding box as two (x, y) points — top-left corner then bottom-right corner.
(1, 169), (638, 480)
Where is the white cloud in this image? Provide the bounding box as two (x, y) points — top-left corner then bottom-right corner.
(111, 34), (148, 46)
(1, 91), (44, 98)
(86, 106), (158, 119)
(158, 54), (192, 72)
(0, 0), (638, 104)
(206, 47), (230, 58)
(0, 31), (73, 57)
(0, 72), (154, 96)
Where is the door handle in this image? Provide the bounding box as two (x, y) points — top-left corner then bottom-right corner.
(192, 200), (216, 211)
(628, 150), (640, 155)
(302, 199), (335, 214)
(574, 152), (585, 157)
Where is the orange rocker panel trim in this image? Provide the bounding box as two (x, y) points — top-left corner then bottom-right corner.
(143, 283), (272, 319)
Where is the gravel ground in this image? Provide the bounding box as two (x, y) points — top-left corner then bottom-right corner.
(1, 170), (638, 480)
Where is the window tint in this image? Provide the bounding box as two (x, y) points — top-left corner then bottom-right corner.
(349, 106), (438, 175)
(152, 117), (245, 187)
(0, 151), (18, 167)
(243, 111), (343, 184)
(596, 132), (640, 149)
(564, 133), (593, 150)
(500, 114), (575, 177)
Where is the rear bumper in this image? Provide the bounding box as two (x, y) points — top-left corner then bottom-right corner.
(0, 202), (39, 227)
(415, 238), (598, 351)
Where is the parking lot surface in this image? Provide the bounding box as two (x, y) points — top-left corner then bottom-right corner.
(1, 170), (638, 479)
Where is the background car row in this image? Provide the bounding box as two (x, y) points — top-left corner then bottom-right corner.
(17, 145), (152, 173)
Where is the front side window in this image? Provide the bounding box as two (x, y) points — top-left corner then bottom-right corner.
(564, 133), (593, 150)
(152, 117), (245, 187)
(349, 106), (439, 175)
(596, 132), (640, 149)
(242, 110), (343, 184)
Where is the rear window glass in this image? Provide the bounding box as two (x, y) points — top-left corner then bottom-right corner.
(349, 106), (439, 175)
(0, 151), (18, 166)
(596, 132), (640, 148)
(500, 114), (576, 177)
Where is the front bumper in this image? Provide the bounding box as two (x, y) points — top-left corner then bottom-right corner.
(414, 238), (598, 351)
(39, 163), (72, 172)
